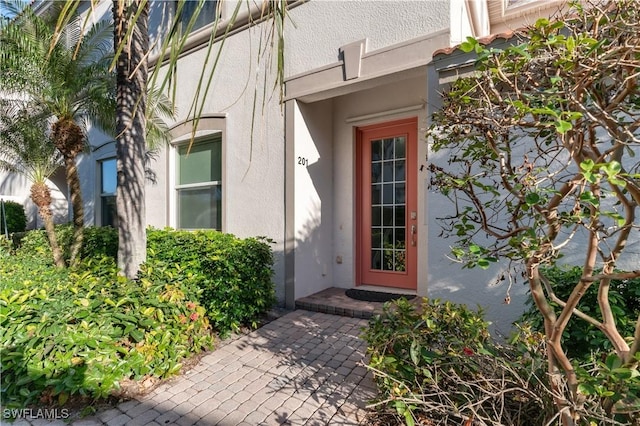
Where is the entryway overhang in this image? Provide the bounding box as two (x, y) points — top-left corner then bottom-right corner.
(284, 30), (449, 103)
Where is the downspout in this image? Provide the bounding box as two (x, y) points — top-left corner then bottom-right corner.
(465, 0), (489, 38)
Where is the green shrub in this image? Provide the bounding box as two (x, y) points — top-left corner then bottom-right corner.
(17, 225), (118, 261)
(0, 255), (213, 409)
(364, 298), (553, 425)
(16, 226), (275, 334)
(0, 200), (27, 234)
(147, 228), (275, 334)
(519, 265), (640, 359)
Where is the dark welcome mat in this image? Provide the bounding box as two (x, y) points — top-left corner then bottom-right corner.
(345, 289), (416, 303)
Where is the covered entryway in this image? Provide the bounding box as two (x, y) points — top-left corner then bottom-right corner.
(283, 31), (450, 308)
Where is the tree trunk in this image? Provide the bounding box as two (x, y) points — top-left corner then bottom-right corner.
(113, 0), (148, 279)
(64, 155), (85, 267)
(51, 118), (85, 268)
(30, 182), (65, 268)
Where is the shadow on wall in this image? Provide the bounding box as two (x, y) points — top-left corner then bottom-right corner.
(293, 100), (336, 299)
(426, 263), (530, 339)
(292, 206), (334, 300)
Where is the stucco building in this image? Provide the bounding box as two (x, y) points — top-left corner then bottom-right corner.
(1, 0), (569, 334)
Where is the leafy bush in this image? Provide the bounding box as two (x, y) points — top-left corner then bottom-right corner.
(17, 226), (275, 335)
(364, 298), (554, 425)
(1, 226), (274, 410)
(0, 255), (213, 409)
(519, 265), (640, 359)
(0, 200), (27, 234)
(147, 229), (275, 334)
(17, 225), (118, 261)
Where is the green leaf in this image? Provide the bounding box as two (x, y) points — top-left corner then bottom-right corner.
(460, 37), (477, 53)
(580, 159), (595, 172)
(566, 35), (575, 53)
(535, 18), (550, 28)
(477, 258), (491, 269)
(603, 161), (622, 176)
(469, 244), (482, 254)
(578, 383), (596, 395)
(525, 193), (541, 206)
(410, 340), (420, 366)
(555, 120), (572, 133)
(129, 329), (145, 343)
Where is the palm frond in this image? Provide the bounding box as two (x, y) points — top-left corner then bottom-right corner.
(0, 102), (62, 184)
(145, 85), (176, 150)
(74, 17), (113, 67)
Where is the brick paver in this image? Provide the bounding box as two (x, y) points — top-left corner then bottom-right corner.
(10, 310), (375, 425)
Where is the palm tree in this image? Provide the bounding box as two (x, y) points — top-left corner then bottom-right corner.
(5, 0), (286, 276)
(0, 105), (66, 267)
(112, 0), (149, 278)
(1, 4), (115, 267)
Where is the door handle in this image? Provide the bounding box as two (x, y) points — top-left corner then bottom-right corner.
(410, 225), (416, 246)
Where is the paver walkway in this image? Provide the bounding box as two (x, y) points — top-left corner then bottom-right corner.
(14, 310), (376, 426)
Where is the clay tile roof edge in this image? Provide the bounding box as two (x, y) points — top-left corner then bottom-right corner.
(433, 29), (526, 58)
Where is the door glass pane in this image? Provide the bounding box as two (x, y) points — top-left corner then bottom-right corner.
(383, 161), (394, 182)
(395, 160), (405, 181)
(372, 206), (381, 226)
(372, 139), (382, 162)
(370, 136), (407, 272)
(383, 183), (394, 204)
(372, 228), (382, 248)
(372, 184), (381, 205)
(371, 163), (382, 183)
(395, 137), (406, 159)
(371, 250), (382, 270)
(383, 138), (394, 160)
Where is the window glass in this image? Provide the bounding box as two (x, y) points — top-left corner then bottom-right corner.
(178, 186), (222, 230)
(176, 0), (218, 33)
(178, 139), (221, 184)
(100, 158), (117, 228)
(176, 135), (222, 230)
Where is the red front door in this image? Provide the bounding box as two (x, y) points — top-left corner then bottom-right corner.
(356, 118), (418, 290)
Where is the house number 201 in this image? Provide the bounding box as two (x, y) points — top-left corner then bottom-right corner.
(297, 157), (309, 166)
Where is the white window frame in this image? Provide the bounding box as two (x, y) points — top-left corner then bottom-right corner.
(169, 130), (225, 231)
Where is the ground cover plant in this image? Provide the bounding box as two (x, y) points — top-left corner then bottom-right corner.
(364, 298), (637, 425)
(364, 298), (554, 425)
(1, 226), (274, 410)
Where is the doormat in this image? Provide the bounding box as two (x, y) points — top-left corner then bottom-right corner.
(345, 289), (416, 303)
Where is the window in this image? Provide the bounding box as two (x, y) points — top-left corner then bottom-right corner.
(175, 136), (222, 230)
(99, 158), (117, 228)
(174, 0), (218, 33)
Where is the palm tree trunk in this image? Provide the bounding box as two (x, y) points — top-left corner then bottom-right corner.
(64, 155), (85, 267)
(51, 118), (85, 268)
(30, 182), (65, 268)
(114, 0), (148, 279)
